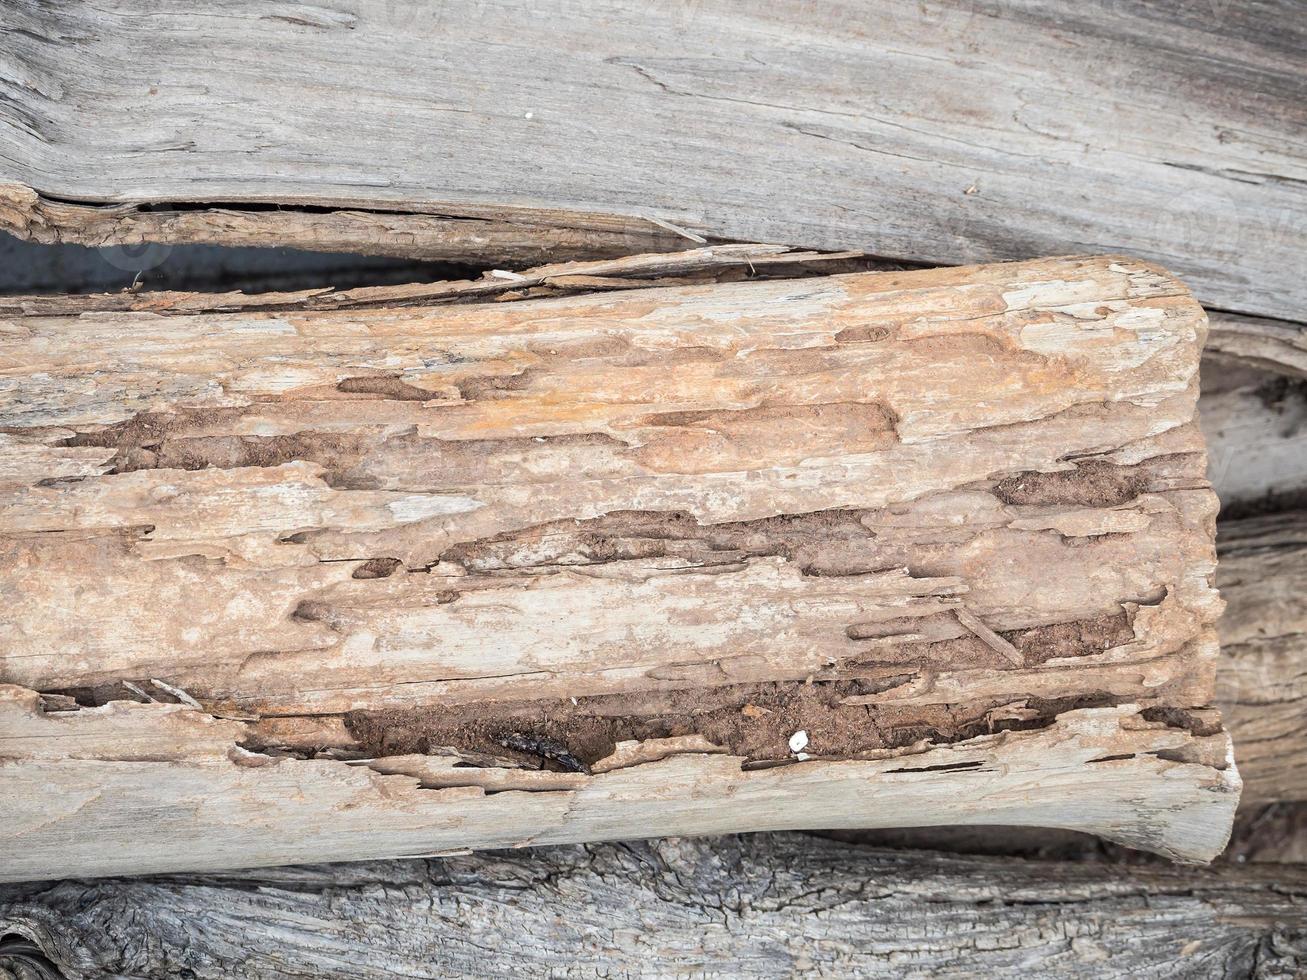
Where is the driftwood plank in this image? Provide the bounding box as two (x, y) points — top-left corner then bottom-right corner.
(1, 833), (1304, 979)
(0, 1), (1303, 322)
(0, 254), (1237, 878)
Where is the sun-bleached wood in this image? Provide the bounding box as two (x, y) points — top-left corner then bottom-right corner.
(1201, 362), (1307, 518)
(1207, 313), (1307, 381)
(1217, 510), (1307, 803)
(0, 1), (1303, 322)
(0, 254), (1236, 878)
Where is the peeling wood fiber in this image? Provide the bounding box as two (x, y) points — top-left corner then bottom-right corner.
(0, 254), (1237, 878)
(0, 0), (1303, 322)
(0, 183), (694, 269)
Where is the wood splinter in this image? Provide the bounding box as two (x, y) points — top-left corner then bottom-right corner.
(953, 608), (1025, 667)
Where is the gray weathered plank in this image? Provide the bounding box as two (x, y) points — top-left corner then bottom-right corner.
(1, 0), (1304, 321)
(1217, 508), (1307, 804)
(1209, 313), (1307, 381)
(1, 833), (1303, 979)
(1201, 363), (1307, 518)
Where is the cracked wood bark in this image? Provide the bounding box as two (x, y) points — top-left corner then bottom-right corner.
(0, 0), (1304, 323)
(2, 834), (1304, 980)
(0, 253), (1237, 880)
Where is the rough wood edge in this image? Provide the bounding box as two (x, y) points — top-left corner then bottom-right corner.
(1207, 311), (1307, 381)
(4, 181), (1301, 381)
(0, 181), (700, 269)
(0, 689), (1241, 880)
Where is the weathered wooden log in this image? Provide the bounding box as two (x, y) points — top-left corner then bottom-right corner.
(0, 254), (1236, 878)
(1201, 362), (1307, 518)
(0, 0), (1303, 323)
(2, 833), (1304, 979)
(1207, 313), (1307, 382)
(1217, 509), (1307, 803)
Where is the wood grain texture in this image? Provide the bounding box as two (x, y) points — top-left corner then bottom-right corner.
(0, 0), (1303, 322)
(1201, 363), (1307, 518)
(1, 833), (1304, 979)
(1208, 312), (1307, 381)
(0, 254), (1233, 872)
(1218, 510), (1307, 804)
(0, 254), (1237, 876)
(0, 182), (693, 269)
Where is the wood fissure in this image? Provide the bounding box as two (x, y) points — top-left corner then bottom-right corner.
(341, 683), (1140, 770)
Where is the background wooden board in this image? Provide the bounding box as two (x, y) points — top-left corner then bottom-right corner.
(1, 0), (1304, 322)
(2, 834), (1304, 978)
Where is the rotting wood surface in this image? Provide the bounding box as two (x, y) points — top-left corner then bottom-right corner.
(0, 254), (1238, 877)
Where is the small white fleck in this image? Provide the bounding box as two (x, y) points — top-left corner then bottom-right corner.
(788, 730), (809, 753)
(524, 111), (534, 119)
(534, 436), (547, 442)
(570, 697), (578, 706)
(796, 752), (810, 761)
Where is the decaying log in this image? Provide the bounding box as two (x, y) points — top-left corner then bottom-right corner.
(0, 1), (1304, 322)
(0, 253), (1237, 879)
(2, 833), (1304, 979)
